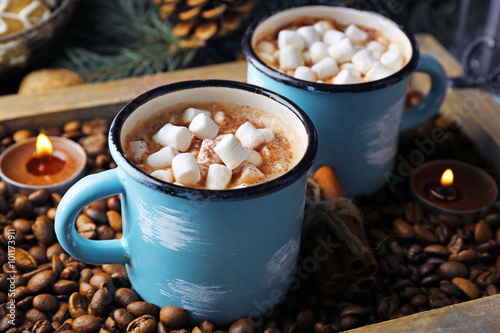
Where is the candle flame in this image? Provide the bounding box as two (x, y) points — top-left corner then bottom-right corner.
(36, 133), (53, 158)
(440, 169), (454, 186)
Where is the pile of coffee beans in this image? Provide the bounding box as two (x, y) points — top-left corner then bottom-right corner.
(0, 114), (498, 333)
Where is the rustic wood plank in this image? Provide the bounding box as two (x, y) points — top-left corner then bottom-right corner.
(0, 60), (247, 129)
(347, 294), (500, 333)
(415, 34), (463, 77)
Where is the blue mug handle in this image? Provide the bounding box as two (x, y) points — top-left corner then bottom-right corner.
(54, 169), (129, 264)
(400, 54), (448, 132)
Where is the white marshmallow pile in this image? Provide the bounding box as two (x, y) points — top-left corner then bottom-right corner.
(129, 108), (276, 189)
(256, 20), (406, 84)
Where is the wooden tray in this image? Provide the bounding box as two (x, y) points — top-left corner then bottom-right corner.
(1, 34), (499, 332)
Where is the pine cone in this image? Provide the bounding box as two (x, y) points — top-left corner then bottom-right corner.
(155, 0), (256, 40)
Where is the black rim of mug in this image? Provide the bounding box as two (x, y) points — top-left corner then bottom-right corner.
(241, 3), (420, 93)
(109, 80), (318, 201)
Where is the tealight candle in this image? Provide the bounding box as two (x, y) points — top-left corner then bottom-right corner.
(0, 134), (87, 194)
(411, 160), (498, 222)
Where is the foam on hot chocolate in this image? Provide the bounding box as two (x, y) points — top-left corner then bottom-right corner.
(124, 101), (303, 189)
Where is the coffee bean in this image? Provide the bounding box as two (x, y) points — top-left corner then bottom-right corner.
(392, 218), (414, 238)
(486, 284), (499, 296)
(13, 129), (33, 142)
(413, 224), (438, 244)
(484, 212), (500, 228)
(159, 305), (189, 329)
(69, 292), (88, 318)
(438, 261), (468, 280)
(407, 244), (423, 263)
(52, 303), (70, 323)
(14, 195), (34, 218)
(424, 244), (450, 258)
(97, 225), (115, 240)
(447, 235), (464, 255)
(26, 308), (50, 322)
(27, 270), (58, 293)
(451, 277), (480, 299)
(64, 120), (81, 133)
(404, 203), (423, 224)
(126, 315), (157, 333)
(104, 316), (118, 332)
(53, 280), (79, 295)
(449, 249), (479, 264)
(33, 294), (59, 313)
(78, 223), (97, 240)
(113, 308), (134, 330)
(79, 282), (97, 299)
(411, 294), (428, 308)
(14, 247), (37, 271)
(114, 288), (139, 308)
(72, 315), (102, 333)
(39, 125), (62, 137)
(32, 216), (56, 246)
(106, 210), (122, 233)
(474, 220), (493, 244)
(476, 240), (498, 252)
(229, 318), (255, 333)
(28, 190), (50, 206)
(476, 271), (499, 289)
(421, 274), (440, 287)
(418, 263), (435, 277)
(127, 301), (160, 318)
(199, 320), (215, 333)
(88, 285), (114, 317)
(89, 273), (113, 290)
(47, 207), (57, 220)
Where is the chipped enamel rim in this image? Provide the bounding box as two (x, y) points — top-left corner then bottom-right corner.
(109, 80), (317, 202)
(241, 4), (419, 92)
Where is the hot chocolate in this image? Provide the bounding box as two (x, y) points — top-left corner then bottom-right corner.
(124, 101), (303, 189)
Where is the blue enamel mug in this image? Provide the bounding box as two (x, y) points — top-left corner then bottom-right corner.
(54, 80), (317, 324)
(242, 5), (447, 196)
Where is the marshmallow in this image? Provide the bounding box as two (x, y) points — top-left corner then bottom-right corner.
(182, 108), (211, 123)
(316, 80), (324, 83)
(277, 30), (305, 50)
(302, 50), (312, 65)
(311, 57), (339, 80)
(340, 62), (361, 77)
(294, 66), (317, 82)
(150, 169), (174, 183)
(273, 50), (280, 62)
(297, 26), (320, 47)
(345, 24), (368, 44)
(235, 122), (265, 149)
(366, 41), (386, 59)
(351, 49), (377, 74)
(256, 40), (277, 55)
(199, 164), (208, 180)
(171, 153), (201, 186)
(258, 128), (275, 143)
(309, 41), (329, 64)
(388, 42), (401, 50)
(154, 123), (192, 152)
(365, 62), (393, 81)
(245, 149), (263, 166)
(147, 146), (179, 169)
(279, 45), (302, 70)
(332, 69), (363, 85)
(323, 29), (345, 45)
(314, 20), (334, 37)
(206, 164), (232, 190)
(328, 38), (357, 63)
(259, 52), (275, 64)
(129, 141), (147, 160)
(197, 139), (222, 166)
(214, 134), (248, 170)
(237, 163), (264, 185)
(189, 113), (219, 140)
(381, 49), (403, 73)
(213, 111), (226, 125)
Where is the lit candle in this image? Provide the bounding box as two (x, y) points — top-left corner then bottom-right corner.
(0, 134), (87, 194)
(411, 160), (498, 222)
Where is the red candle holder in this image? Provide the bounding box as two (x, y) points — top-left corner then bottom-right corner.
(0, 135), (87, 194)
(411, 159), (498, 222)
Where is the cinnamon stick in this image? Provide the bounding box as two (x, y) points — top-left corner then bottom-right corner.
(312, 165), (379, 291)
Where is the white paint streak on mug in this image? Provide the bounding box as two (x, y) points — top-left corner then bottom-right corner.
(263, 236), (301, 286)
(137, 198), (206, 251)
(364, 96), (405, 166)
(159, 279), (233, 316)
